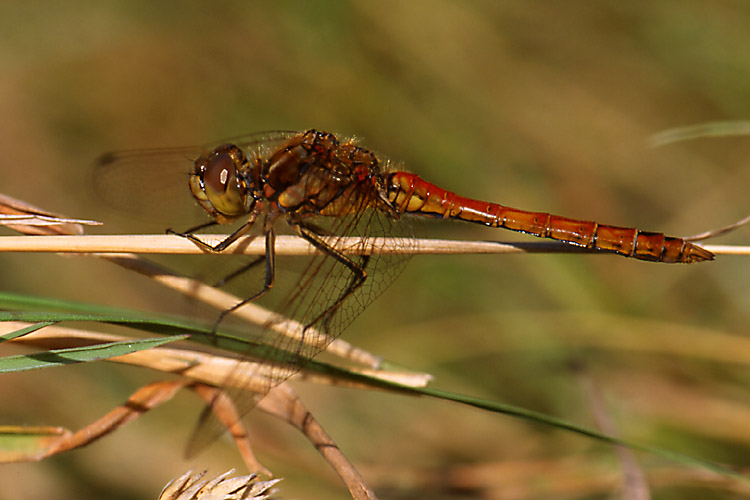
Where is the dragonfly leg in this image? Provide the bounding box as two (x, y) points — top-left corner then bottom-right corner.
(295, 223), (368, 333)
(169, 212), (259, 253)
(212, 228), (276, 332)
(166, 220), (217, 249)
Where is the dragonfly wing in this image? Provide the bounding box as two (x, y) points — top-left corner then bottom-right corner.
(185, 186), (415, 456)
(91, 131), (299, 230)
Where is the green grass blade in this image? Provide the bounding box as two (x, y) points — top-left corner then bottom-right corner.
(0, 322), (55, 343)
(0, 292), (745, 483)
(0, 335), (186, 373)
(414, 386), (748, 483)
(0, 309), (304, 367)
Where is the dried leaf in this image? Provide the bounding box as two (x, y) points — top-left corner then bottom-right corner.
(0, 193), (100, 235)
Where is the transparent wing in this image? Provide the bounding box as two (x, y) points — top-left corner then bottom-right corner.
(91, 131), (298, 230)
(186, 184), (416, 454)
(92, 130), (415, 454)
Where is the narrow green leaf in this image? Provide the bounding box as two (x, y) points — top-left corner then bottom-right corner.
(236, 355), (749, 483)
(0, 321), (55, 343)
(413, 386), (747, 482)
(0, 310), (304, 367)
(0, 292), (745, 483)
(0, 335), (186, 373)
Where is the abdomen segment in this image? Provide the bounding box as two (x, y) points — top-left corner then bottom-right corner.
(387, 172), (714, 263)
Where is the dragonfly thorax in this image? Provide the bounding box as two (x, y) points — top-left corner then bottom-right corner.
(190, 144), (256, 224)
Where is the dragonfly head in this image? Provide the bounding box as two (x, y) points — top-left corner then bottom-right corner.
(190, 144), (254, 224)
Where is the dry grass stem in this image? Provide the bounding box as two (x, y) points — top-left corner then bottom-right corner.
(0, 232), (743, 258)
(4, 321), (429, 391)
(0, 193), (99, 235)
(258, 384), (379, 500)
(0, 233), (585, 255)
(102, 253), (391, 371)
(1, 197), (430, 380)
(0, 376), (269, 473)
(4, 321), (402, 493)
(684, 213), (750, 241)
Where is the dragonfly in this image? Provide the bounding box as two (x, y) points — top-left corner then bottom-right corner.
(94, 129), (713, 453)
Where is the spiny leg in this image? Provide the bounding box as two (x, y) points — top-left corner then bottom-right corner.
(295, 223), (368, 335)
(212, 227), (276, 333)
(168, 212), (259, 253)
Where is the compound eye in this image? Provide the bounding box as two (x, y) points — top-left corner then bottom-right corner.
(197, 149), (247, 218)
(204, 153), (235, 194)
(189, 144), (250, 221)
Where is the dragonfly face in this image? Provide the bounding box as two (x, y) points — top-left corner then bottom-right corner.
(189, 144), (256, 224)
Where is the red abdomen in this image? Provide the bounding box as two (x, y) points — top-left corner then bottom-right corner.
(386, 172), (713, 263)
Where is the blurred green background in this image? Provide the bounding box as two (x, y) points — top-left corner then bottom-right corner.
(1, 2), (749, 499)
